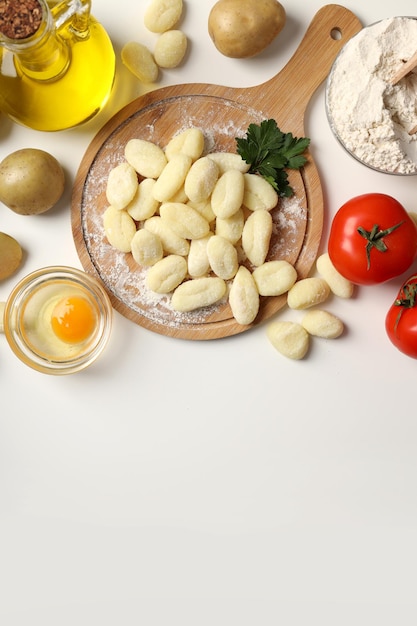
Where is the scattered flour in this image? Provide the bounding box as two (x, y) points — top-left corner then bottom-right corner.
(326, 17), (417, 174)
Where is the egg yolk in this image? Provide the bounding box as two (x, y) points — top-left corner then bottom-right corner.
(51, 295), (97, 344)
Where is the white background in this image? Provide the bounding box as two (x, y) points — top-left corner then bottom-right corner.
(1, 1), (417, 624)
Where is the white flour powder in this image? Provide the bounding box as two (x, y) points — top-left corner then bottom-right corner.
(326, 17), (417, 174)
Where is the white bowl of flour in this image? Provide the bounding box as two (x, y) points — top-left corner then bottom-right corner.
(326, 16), (417, 175)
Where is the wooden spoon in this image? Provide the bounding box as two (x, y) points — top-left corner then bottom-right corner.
(390, 51), (417, 134)
(390, 49), (417, 84)
(72, 4), (362, 340)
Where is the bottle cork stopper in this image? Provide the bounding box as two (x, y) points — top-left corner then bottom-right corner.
(0, 0), (43, 39)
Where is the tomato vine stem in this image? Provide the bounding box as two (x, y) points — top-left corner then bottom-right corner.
(357, 221), (404, 269)
(393, 274), (417, 332)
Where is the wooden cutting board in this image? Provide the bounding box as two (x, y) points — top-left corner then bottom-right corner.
(71, 4), (362, 340)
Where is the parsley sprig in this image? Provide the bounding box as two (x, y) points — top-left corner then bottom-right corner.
(236, 119), (310, 197)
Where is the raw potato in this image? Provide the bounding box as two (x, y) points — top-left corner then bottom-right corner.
(267, 321), (309, 360)
(301, 309), (344, 339)
(154, 30), (187, 68)
(208, 0), (286, 59)
(229, 265), (259, 325)
(316, 252), (354, 299)
(0, 148), (65, 215)
(121, 41), (159, 83)
(144, 0), (183, 33)
(0, 232), (23, 280)
(287, 277), (330, 310)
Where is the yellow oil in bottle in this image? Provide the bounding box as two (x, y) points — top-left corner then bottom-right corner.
(0, 1), (115, 131)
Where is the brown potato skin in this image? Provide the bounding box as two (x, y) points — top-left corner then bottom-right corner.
(0, 148), (65, 215)
(208, 0), (286, 58)
(0, 232), (23, 280)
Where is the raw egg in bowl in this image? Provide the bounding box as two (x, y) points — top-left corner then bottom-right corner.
(2, 266), (113, 374)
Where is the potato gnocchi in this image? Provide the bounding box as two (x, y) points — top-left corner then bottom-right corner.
(144, 0), (183, 34)
(102, 127), (315, 325)
(154, 30), (187, 68)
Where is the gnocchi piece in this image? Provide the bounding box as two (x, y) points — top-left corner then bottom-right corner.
(168, 185), (188, 203)
(126, 178), (160, 221)
(159, 202), (210, 239)
(154, 30), (187, 68)
(144, 215), (190, 256)
(215, 208), (244, 244)
(211, 169), (245, 218)
(229, 265), (259, 325)
(267, 321), (310, 360)
(316, 252), (354, 299)
(152, 153), (192, 202)
(241, 209), (272, 266)
(301, 309), (344, 339)
(103, 206), (136, 252)
(243, 172), (278, 211)
(287, 277), (330, 310)
(206, 234), (238, 280)
(131, 228), (163, 267)
(188, 234), (213, 278)
(146, 254), (188, 293)
(165, 128), (205, 162)
(144, 0), (183, 33)
(121, 41), (159, 83)
(206, 152), (250, 175)
(252, 260), (297, 296)
(184, 156), (219, 203)
(186, 199), (215, 223)
(124, 138), (167, 179)
(171, 276), (227, 312)
(105, 162), (138, 210)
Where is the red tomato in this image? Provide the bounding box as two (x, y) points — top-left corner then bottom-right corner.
(386, 274), (417, 358)
(328, 193), (417, 285)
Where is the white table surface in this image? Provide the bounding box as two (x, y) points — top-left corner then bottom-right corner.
(1, 1), (417, 623)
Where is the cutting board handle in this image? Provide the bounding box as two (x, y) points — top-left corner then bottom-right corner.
(247, 4), (362, 134)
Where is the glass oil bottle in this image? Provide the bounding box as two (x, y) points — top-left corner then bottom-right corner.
(0, 0), (116, 131)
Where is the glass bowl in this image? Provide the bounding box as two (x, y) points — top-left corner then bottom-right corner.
(2, 266), (113, 375)
(325, 16), (417, 175)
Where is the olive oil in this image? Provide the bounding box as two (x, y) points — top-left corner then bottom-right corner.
(0, 0), (115, 131)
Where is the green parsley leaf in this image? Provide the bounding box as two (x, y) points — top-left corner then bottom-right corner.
(236, 119), (310, 196)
